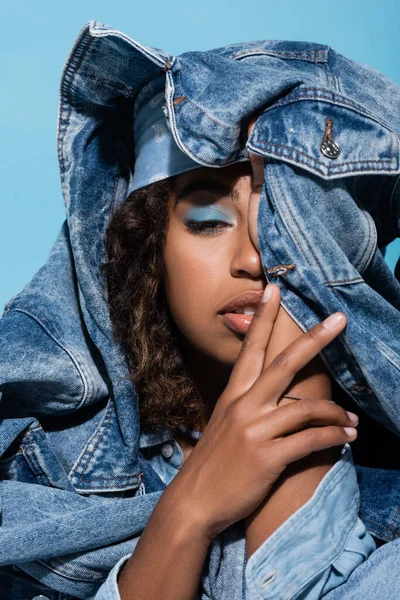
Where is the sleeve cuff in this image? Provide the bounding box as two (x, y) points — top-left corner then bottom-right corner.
(245, 444), (376, 600)
(93, 554), (131, 600)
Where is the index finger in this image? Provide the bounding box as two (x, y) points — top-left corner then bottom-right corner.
(224, 283), (281, 399)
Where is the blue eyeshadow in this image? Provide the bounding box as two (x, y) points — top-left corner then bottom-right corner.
(185, 206), (235, 224)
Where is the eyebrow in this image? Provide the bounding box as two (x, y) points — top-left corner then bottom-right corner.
(174, 179), (240, 206)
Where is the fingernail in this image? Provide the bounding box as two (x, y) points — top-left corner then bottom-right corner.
(322, 313), (346, 330)
(344, 427), (358, 437)
(262, 285), (272, 303)
(346, 411), (359, 423)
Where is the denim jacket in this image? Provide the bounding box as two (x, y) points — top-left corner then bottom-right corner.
(1, 20), (400, 600)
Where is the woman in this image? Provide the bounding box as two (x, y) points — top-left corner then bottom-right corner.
(1, 21), (400, 600)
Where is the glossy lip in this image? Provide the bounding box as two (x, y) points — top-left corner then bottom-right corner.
(220, 313), (255, 335)
(218, 289), (265, 315)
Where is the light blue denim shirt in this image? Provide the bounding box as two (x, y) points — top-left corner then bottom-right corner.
(1, 20), (400, 600)
(94, 436), (375, 600)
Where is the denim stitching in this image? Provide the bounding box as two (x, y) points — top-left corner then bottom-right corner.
(38, 558), (105, 582)
(247, 460), (357, 600)
(230, 48), (329, 62)
(10, 308), (90, 410)
(58, 32), (93, 182)
(387, 505), (400, 538)
(268, 162), (327, 278)
(22, 430), (51, 487)
(69, 399), (140, 485)
(326, 278), (364, 285)
(264, 166), (368, 384)
(255, 141), (393, 170)
(363, 516), (396, 534)
(362, 517), (398, 540)
(263, 87), (391, 125)
(69, 397), (113, 481)
(90, 23), (169, 69)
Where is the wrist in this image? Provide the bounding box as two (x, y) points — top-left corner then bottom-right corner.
(155, 483), (215, 547)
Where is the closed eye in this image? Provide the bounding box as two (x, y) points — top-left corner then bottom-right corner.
(183, 219), (231, 236)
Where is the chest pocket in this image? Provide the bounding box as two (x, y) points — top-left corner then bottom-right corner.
(248, 88), (399, 180)
(0, 418), (76, 491)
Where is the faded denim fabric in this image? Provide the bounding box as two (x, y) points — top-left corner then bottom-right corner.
(1, 20), (400, 599)
(92, 442), (376, 600)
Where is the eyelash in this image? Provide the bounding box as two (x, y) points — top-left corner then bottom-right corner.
(184, 219), (230, 236)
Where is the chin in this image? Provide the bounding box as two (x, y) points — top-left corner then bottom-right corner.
(207, 334), (245, 367)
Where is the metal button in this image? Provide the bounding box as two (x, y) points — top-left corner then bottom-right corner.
(320, 139), (340, 159)
(161, 443), (174, 459)
(32, 596), (51, 600)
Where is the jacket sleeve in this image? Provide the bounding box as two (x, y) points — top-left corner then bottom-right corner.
(92, 445), (376, 600)
(93, 555), (131, 600)
(244, 444), (376, 600)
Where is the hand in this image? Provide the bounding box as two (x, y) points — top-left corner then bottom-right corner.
(162, 286), (357, 542)
(247, 114), (264, 251)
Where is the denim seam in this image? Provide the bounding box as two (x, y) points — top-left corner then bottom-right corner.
(387, 505), (400, 539)
(230, 48), (329, 63)
(362, 516), (399, 541)
(326, 279), (364, 286)
(267, 162), (328, 277)
(319, 48), (334, 88)
(261, 87), (397, 131)
(58, 31), (94, 183)
(261, 169), (368, 389)
(374, 338), (400, 371)
(246, 458), (357, 599)
(69, 400), (139, 486)
(256, 140), (394, 171)
(37, 558), (105, 582)
(366, 527), (389, 539)
(248, 454), (354, 557)
(69, 397), (113, 482)
(9, 308), (89, 410)
(90, 21), (169, 68)
(266, 162), (372, 288)
(21, 429), (51, 487)
(291, 518), (363, 600)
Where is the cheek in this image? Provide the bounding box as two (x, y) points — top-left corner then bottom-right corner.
(162, 231), (227, 339)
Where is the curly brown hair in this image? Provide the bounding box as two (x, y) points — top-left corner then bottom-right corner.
(103, 178), (207, 437)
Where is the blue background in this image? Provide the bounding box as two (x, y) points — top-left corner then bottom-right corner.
(1, 0), (399, 309)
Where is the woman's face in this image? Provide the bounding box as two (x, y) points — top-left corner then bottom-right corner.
(162, 161), (266, 369)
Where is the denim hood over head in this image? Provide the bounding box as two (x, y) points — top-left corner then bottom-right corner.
(1, 21), (400, 599)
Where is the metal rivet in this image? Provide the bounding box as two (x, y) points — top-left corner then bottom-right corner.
(161, 443), (174, 459)
(32, 596), (51, 600)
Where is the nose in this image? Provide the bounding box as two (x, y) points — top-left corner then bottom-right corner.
(230, 223), (264, 279)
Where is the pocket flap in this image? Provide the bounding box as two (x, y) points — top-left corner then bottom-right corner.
(248, 89), (400, 179)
